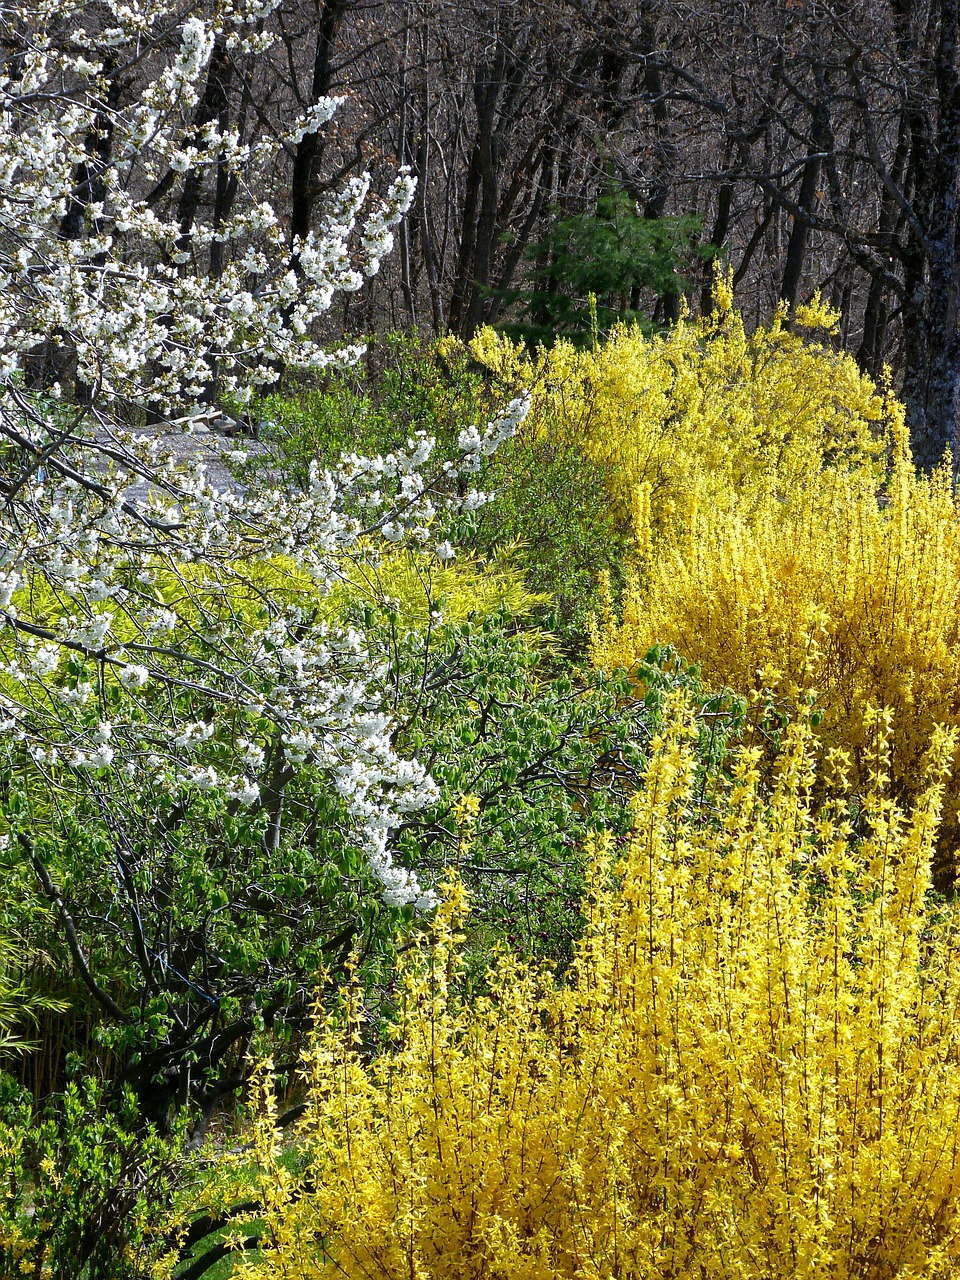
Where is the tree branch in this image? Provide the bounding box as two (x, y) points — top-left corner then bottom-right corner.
(23, 834), (132, 1024)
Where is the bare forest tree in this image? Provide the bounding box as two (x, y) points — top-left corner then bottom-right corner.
(21, 1), (960, 461)
(226, 0), (960, 468)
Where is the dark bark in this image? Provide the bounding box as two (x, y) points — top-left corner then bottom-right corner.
(857, 115), (911, 377)
(289, 0), (350, 246)
(892, 0), (960, 469)
(176, 39), (233, 258)
(449, 27), (510, 334)
(780, 98), (830, 310)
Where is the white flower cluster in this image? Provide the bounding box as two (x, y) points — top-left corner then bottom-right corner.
(0, 3), (417, 412)
(0, 0), (530, 914)
(457, 394), (531, 471)
(290, 96), (344, 144)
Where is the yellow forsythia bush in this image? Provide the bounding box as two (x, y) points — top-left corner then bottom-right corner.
(237, 706), (960, 1279)
(468, 282), (900, 541)
(591, 452), (960, 869)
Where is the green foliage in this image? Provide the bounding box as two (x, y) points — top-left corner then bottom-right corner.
(0, 567), (616, 1132)
(0, 856), (68, 1062)
(452, 429), (631, 647)
(499, 188), (708, 346)
(2, 733), (388, 1125)
(329, 547), (547, 630)
(386, 619), (742, 966)
(0, 1073), (191, 1278)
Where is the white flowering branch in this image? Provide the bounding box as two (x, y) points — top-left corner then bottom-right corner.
(0, 5), (532, 1126)
(2, 391), (529, 909)
(0, 0), (416, 411)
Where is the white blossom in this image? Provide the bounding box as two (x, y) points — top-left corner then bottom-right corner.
(0, 4), (527, 918)
(289, 96), (344, 143)
(74, 743), (115, 770)
(225, 778), (260, 805)
(118, 664), (150, 689)
(71, 613), (114, 652)
(28, 644), (60, 677)
(0, 569), (20, 609)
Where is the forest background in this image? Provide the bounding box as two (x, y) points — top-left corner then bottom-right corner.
(7, 0), (960, 1277)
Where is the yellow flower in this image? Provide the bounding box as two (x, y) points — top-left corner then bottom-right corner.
(234, 709), (960, 1279)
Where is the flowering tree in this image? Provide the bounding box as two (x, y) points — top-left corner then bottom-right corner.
(0, 0), (529, 1128)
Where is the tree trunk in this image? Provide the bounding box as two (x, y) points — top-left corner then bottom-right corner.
(176, 40), (232, 257)
(450, 34), (508, 334)
(895, 0), (960, 470)
(780, 99), (829, 310)
(289, 0), (349, 246)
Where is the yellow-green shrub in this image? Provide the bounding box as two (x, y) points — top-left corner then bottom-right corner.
(326, 546), (546, 628)
(468, 285), (900, 542)
(156, 547), (543, 633)
(237, 707), (960, 1279)
(4, 547), (541, 671)
(590, 455), (960, 867)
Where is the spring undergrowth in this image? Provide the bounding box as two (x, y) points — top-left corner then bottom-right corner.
(232, 700), (960, 1279)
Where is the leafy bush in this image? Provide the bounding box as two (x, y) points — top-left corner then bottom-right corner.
(237, 707), (960, 1280)
(387, 621), (739, 966)
(453, 427), (630, 647)
(0, 872), (69, 1062)
(590, 441), (960, 884)
(244, 333), (495, 492)
(330, 547), (547, 630)
(0, 1073), (193, 1279)
(468, 283), (900, 541)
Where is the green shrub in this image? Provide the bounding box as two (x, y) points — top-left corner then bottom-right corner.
(385, 620), (742, 967)
(0, 1073), (193, 1278)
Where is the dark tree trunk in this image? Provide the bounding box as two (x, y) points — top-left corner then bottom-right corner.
(289, 0), (349, 246)
(450, 33), (508, 335)
(780, 99), (829, 310)
(176, 39), (232, 257)
(895, 0), (960, 470)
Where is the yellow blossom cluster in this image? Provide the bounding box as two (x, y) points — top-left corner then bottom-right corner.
(587, 392), (960, 870)
(467, 282), (900, 545)
(593, 454), (960, 780)
(236, 705), (960, 1279)
(474, 280), (960, 874)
